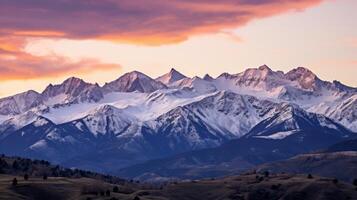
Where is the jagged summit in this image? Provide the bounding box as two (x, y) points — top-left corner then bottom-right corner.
(156, 68), (187, 85)
(258, 64), (272, 71)
(285, 67), (320, 90)
(42, 76), (90, 96)
(203, 74), (214, 81)
(103, 70), (167, 93)
(41, 76), (103, 104)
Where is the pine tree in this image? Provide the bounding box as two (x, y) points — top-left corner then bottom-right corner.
(113, 186), (119, 193)
(353, 179), (357, 186)
(12, 178), (18, 186)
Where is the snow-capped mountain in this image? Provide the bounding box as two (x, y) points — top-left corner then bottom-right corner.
(156, 68), (187, 85)
(309, 94), (357, 131)
(80, 105), (138, 136)
(245, 103), (353, 141)
(0, 90), (43, 115)
(117, 104), (355, 180)
(0, 65), (355, 173)
(150, 91), (280, 140)
(203, 74), (214, 81)
(42, 77), (104, 104)
(175, 76), (217, 93)
(103, 71), (167, 93)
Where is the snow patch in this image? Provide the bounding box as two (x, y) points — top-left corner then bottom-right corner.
(29, 139), (48, 150)
(254, 130), (298, 139)
(33, 118), (49, 127)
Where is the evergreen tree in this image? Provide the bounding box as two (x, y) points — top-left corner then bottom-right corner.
(113, 186), (119, 193)
(24, 174), (29, 181)
(12, 178), (18, 186)
(332, 178), (338, 184)
(353, 179), (357, 186)
(264, 171), (270, 177)
(12, 161), (19, 170)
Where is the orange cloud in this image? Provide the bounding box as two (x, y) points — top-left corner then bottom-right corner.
(0, 36), (120, 81)
(0, 0), (324, 45)
(0, 0), (324, 84)
(13, 31), (67, 37)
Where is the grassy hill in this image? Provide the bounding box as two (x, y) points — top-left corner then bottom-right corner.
(0, 154), (126, 184)
(1, 154), (357, 199)
(257, 151), (357, 183)
(1, 172), (357, 200)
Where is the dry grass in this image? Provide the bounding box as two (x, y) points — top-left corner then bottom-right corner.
(1, 173), (356, 200)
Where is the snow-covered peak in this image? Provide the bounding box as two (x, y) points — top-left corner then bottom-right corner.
(330, 80), (357, 93)
(246, 102), (353, 140)
(0, 110), (41, 131)
(43, 77), (87, 95)
(217, 72), (238, 80)
(42, 76), (102, 104)
(203, 74), (214, 81)
(63, 76), (86, 86)
(258, 64), (273, 71)
(238, 65), (282, 82)
(103, 71), (167, 93)
(0, 90), (43, 115)
(177, 76), (217, 93)
(156, 68), (187, 85)
(285, 67), (320, 90)
(81, 104), (137, 136)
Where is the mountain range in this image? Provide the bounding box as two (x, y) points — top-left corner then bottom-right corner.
(0, 65), (356, 177)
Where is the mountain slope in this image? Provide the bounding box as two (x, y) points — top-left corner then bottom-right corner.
(2, 167), (357, 200)
(0, 90), (43, 116)
(257, 151), (357, 183)
(257, 137), (357, 183)
(245, 104), (353, 142)
(117, 106), (355, 180)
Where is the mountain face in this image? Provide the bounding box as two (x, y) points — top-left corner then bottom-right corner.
(0, 66), (356, 176)
(42, 77), (103, 103)
(0, 77), (102, 116)
(310, 94), (357, 132)
(0, 90), (43, 115)
(117, 106), (355, 180)
(245, 104), (353, 142)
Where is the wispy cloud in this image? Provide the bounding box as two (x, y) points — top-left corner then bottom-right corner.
(0, 36), (120, 80)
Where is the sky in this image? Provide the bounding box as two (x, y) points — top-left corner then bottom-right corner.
(0, 0), (356, 97)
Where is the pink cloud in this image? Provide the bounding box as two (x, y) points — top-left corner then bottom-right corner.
(0, 36), (120, 80)
(0, 0), (324, 44)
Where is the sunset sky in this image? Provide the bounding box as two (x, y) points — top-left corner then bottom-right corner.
(0, 0), (356, 97)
